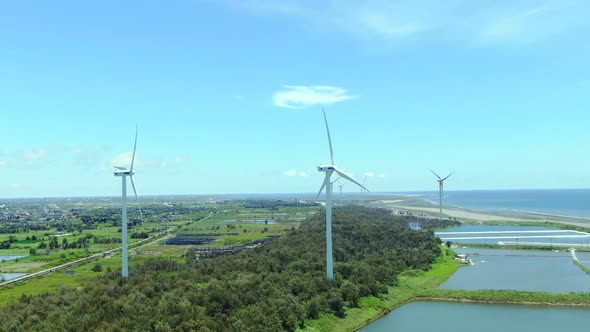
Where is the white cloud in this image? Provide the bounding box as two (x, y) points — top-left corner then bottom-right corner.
(273, 85), (357, 109)
(211, 0), (589, 45)
(67, 146), (108, 168)
(23, 148), (48, 161)
(284, 169), (310, 177)
(364, 172), (385, 178)
(360, 11), (422, 38)
(111, 152), (137, 169)
(479, 6), (550, 43)
(106, 151), (188, 173)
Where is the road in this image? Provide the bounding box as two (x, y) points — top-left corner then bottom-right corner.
(0, 228), (172, 288)
(0, 211), (217, 288)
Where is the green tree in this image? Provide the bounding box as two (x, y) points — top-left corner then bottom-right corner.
(91, 263), (103, 272)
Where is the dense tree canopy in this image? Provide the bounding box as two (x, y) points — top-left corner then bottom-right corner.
(0, 206), (441, 331)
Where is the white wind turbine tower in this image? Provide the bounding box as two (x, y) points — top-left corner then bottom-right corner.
(338, 181), (346, 200)
(430, 170), (454, 223)
(316, 107), (369, 281)
(359, 176), (368, 205)
(113, 128), (142, 278)
(361, 176), (367, 195)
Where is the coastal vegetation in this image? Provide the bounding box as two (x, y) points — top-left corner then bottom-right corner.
(0, 206), (442, 331)
(2, 204), (590, 331)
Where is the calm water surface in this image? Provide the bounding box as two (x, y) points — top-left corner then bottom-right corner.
(441, 247), (590, 292)
(360, 301), (590, 332)
(436, 225), (590, 247)
(0, 273), (26, 281)
(419, 189), (590, 218)
(0, 255), (25, 261)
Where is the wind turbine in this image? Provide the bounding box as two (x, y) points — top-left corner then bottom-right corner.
(359, 176), (368, 205)
(113, 127), (141, 278)
(338, 181), (346, 200)
(316, 107), (369, 281)
(361, 176), (367, 194)
(430, 170), (454, 223)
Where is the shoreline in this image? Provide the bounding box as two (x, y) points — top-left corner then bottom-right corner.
(302, 248), (590, 332)
(379, 198), (590, 227)
(409, 297), (590, 308)
(358, 296), (590, 331)
(437, 201), (590, 221)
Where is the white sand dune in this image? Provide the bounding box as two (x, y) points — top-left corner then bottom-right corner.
(391, 205), (525, 222)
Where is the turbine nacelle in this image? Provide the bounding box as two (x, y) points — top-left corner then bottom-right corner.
(113, 167), (135, 177)
(318, 165), (336, 172)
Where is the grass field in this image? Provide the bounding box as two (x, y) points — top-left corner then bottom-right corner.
(0, 202), (318, 308)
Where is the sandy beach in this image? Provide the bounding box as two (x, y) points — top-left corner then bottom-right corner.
(392, 205), (525, 222)
(374, 199), (590, 229)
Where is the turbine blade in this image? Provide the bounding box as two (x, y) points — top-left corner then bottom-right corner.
(114, 166), (127, 170)
(322, 106), (334, 165)
(130, 175), (143, 219)
(429, 169), (442, 179)
(331, 176), (341, 184)
(315, 175), (330, 200)
(334, 168), (369, 192)
(130, 126), (138, 172)
(442, 171), (455, 181)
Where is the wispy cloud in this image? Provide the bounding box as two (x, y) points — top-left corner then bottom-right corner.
(359, 11), (422, 38)
(69, 145), (111, 168)
(364, 172), (385, 178)
(23, 148), (48, 161)
(175, 155), (188, 163)
(111, 151), (136, 169)
(284, 169), (310, 177)
(210, 0), (589, 46)
(273, 85), (357, 109)
(479, 6), (547, 43)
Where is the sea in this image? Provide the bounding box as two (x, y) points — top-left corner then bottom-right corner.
(409, 189), (590, 219)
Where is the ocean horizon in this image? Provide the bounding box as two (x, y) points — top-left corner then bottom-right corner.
(3, 188), (590, 219)
(408, 189), (590, 219)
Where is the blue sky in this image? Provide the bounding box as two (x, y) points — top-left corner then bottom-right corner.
(1, 0), (589, 198)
